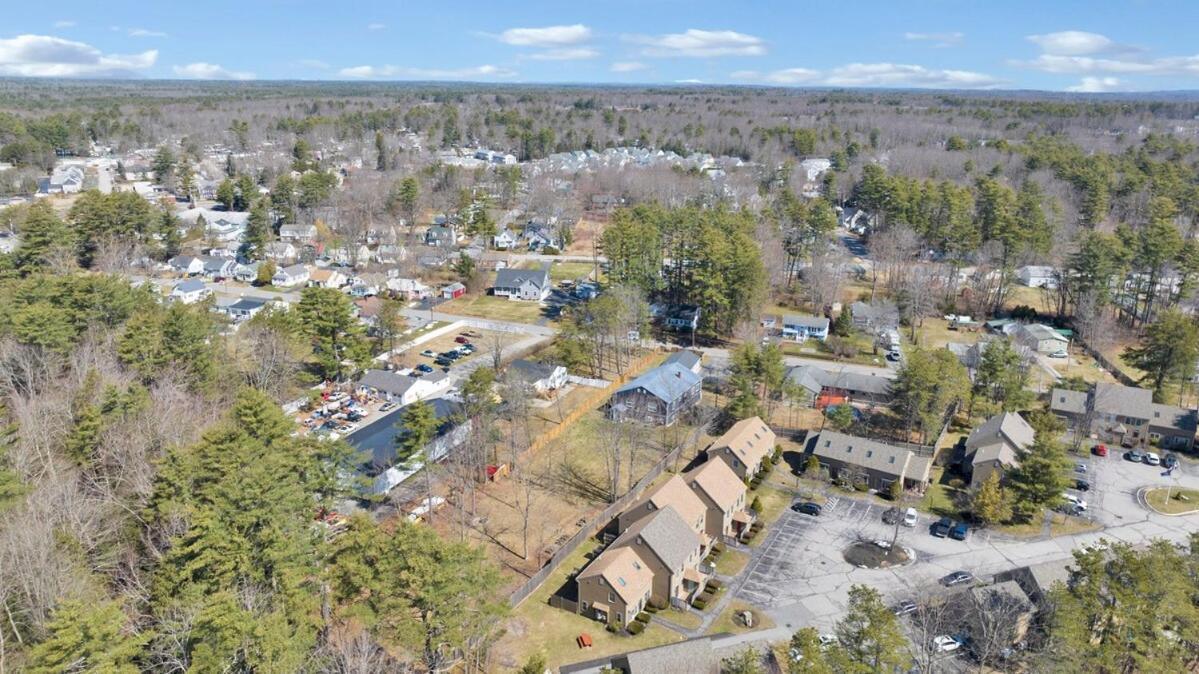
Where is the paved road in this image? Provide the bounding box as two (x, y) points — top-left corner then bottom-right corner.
(699, 345), (897, 378)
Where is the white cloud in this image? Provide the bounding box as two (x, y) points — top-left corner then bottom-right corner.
(628, 29), (766, 57)
(733, 62), (1004, 89)
(173, 62), (256, 80)
(367, 23), (386, 31)
(674, 79), (705, 84)
(0, 34), (156, 77)
(525, 47), (598, 61)
(338, 64), (516, 80)
(1067, 76), (1124, 92)
(298, 59), (330, 70)
(128, 28), (167, 38)
(52, 20), (75, 28)
(903, 31), (963, 48)
(1027, 31), (1132, 56)
(611, 61), (648, 73)
(498, 24), (591, 47)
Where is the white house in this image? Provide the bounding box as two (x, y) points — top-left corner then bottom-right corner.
(222, 297), (269, 322)
(170, 278), (210, 304)
(273, 264), (310, 288)
(278, 223), (318, 243)
(168, 255), (205, 276)
(308, 268), (349, 289)
(264, 241), (297, 262)
(386, 277), (432, 300)
(40, 165), (85, 194)
(508, 359), (569, 394)
(492, 229), (520, 250)
(357, 369), (452, 406)
(1017, 266), (1058, 289)
(200, 255), (235, 279)
(493, 266), (551, 302)
(782, 315), (830, 342)
(232, 261), (261, 283)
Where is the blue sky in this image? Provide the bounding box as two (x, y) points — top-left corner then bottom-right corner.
(3, 1), (1199, 91)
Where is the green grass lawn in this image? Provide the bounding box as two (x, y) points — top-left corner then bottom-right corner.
(918, 467), (967, 518)
(660, 607), (703, 630)
(713, 549), (750, 577)
(439, 294), (547, 323)
(550, 261), (598, 282)
(706, 599), (776, 635)
(1145, 488), (1199, 515)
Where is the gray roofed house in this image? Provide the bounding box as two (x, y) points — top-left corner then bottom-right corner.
(223, 297), (268, 321)
(508, 359), (568, 393)
(1051, 382), (1194, 450)
(424, 225), (456, 248)
(662, 349), (702, 374)
(609, 362), (702, 426)
(170, 278), (210, 304)
(806, 430), (934, 491)
(611, 506), (705, 607)
(358, 369), (420, 399)
(492, 265), (551, 302)
(785, 365), (893, 404)
(1049, 388), (1088, 417)
(995, 558), (1073, 605)
(850, 300), (899, 333)
(1014, 323), (1069, 354)
(560, 635), (721, 674)
(964, 412), (1035, 487)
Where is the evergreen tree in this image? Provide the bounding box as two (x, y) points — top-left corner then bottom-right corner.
(832, 306), (853, 337)
(375, 130), (387, 171)
(1123, 308), (1199, 402)
(27, 599), (146, 674)
(15, 201), (70, 271)
(972, 339), (1032, 414)
(296, 287), (370, 381)
(970, 471), (1012, 525)
(395, 399), (438, 468)
(788, 628), (836, 674)
(233, 174), (257, 211)
(243, 198), (271, 260)
(215, 179), (236, 210)
(1005, 430), (1069, 521)
(827, 585), (910, 674)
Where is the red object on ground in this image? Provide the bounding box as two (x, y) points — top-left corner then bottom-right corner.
(577, 633), (593, 648)
(815, 392), (848, 410)
(1092, 444), (1107, 457)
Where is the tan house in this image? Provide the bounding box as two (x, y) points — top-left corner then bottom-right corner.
(576, 546), (653, 628)
(806, 431), (934, 492)
(610, 506), (706, 608)
(963, 412), (1034, 488)
(617, 475), (710, 548)
(685, 459), (752, 541)
(707, 416), (775, 480)
(308, 267), (348, 289)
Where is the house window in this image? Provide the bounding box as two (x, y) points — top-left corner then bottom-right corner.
(866, 450), (873, 458)
(824, 440), (831, 448)
(609, 591), (616, 602)
(633, 560), (642, 570)
(889, 456), (895, 464)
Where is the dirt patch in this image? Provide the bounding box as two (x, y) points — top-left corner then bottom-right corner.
(844, 541), (912, 568)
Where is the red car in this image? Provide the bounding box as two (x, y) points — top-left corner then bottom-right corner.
(454, 336), (470, 344)
(1092, 444), (1108, 457)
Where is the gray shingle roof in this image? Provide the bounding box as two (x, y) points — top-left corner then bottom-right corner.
(615, 362), (701, 404)
(358, 369), (418, 397)
(1050, 388), (1088, 416)
(622, 638), (717, 674)
(966, 412), (1034, 467)
(786, 365), (892, 397)
(808, 431), (929, 481)
(494, 266), (550, 290)
(662, 349), (702, 371)
(509, 359), (559, 383)
(174, 278), (207, 293)
(1151, 403), (1198, 433)
(612, 505), (699, 572)
(1093, 382), (1153, 419)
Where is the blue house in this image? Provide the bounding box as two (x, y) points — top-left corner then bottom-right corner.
(782, 315), (830, 342)
(608, 362), (702, 426)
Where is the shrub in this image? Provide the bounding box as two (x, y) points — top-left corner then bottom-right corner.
(541, 245), (560, 255)
(888, 480), (903, 501)
(606, 623), (618, 633)
(773, 444), (783, 461)
(707, 579), (724, 591)
(805, 455), (822, 478)
(750, 496), (763, 513)
(692, 597), (708, 610)
(762, 455), (774, 469)
(644, 603), (660, 614)
(627, 621), (644, 635)
(853, 481), (869, 492)
(635, 612), (651, 624)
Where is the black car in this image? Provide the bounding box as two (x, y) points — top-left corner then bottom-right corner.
(792, 501), (822, 517)
(1163, 453), (1179, 470)
(434, 356), (453, 367)
(949, 521), (969, 541)
(882, 507), (901, 525)
(1075, 479), (1091, 492)
(930, 517), (953, 538)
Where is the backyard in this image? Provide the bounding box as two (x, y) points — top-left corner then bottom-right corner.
(439, 294), (549, 323)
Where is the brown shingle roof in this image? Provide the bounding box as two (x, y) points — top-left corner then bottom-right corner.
(577, 546), (653, 606)
(612, 506), (700, 572)
(634, 475), (707, 535)
(710, 416), (774, 467)
(685, 459), (745, 512)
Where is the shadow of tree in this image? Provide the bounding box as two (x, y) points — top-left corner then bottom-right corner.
(552, 458), (612, 505)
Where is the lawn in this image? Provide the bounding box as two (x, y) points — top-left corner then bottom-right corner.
(911, 317), (982, 351)
(493, 542), (683, 670)
(439, 294), (548, 323)
(660, 607), (704, 630)
(997, 512), (1102, 538)
(706, 599), (776, 636)
(549, 261), (598, 283)
(713, 548), (750, 577)
(748, 483), (794, 547)
(1145, 488), (1199, 515)
(918, 467), (967, 519)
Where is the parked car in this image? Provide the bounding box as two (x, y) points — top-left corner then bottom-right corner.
(903, 507), (919, 527)
(933, 635), (962, 653)
(941, 571), (974, 587)
(892, 600), (919, 616)
(1075, 462), (1089, 473)
(379, 402), (397, 412)
(1144, 452), (1161, 466)
(818, 634), (837, 648)
(434, 356), (453, 367)
(416, 364), (434, 373)
(949, 521), (969, 541)
(442, 351), (461, 360)
(1062, 492), (1088, 510)
(1075, 479), (1091, 492)
(1049, 350), (1068, 359)
(454, 336), (470, 344)
(882, 507), (901, 525)
(930, 517), (953, 538)
(1126, 449), (1145, 463)
(793, 501), (822, 517)
(1092, 444), (1108, 457)
(461, 343), (476, 353)
(420, 349), (436, 357)
(1164, 453), (1179, 469)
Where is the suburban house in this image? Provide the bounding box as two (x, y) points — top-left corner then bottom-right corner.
(662, 349), (703, 375)
(994, 559), (1072, 606)
(663, 305), (701, 332)
(508, 359), (569, 394)
(590, 193), (621, 213)
(575, 546), (654, 628)
(39, 165), (85, 194)
(1014, 323), (1069, 354)
(170, 278), (210, 304)
(850, 301), (899, 333)
(786, 365), (893, 408)
(205, 216), (246, 243)
(357, 369), (451, 406)
(805, 430), (934, 492)
(308, 268), (349, 289)
(386, 277), (432, 300)
(617, 475), (709, 545)
(492, 229), (520, 250)
(367, 397), (470, 494)
(232, 261), (260, 283)
(523, 221), (560, 250)
(685, 458), (752, 542)
(478, 250), (512, 271)
(1016, 265), (1058, 289)
(706, 416), (775, 481)
(441, 282), (466, 300)
(492, 266), (551, 302)
(222, 297), (269, 322)
(424, 225), (456, 248)
(946, 338), (1033, 380)
(608, 362), (702, 426)
(963, 412), (1034, 487)
(264, 242), (298, 262)
(278, 223), (318, 244)
(610, 506), (706, 609)
(1050, 382), (1198, 451)
(782, 315), (830, 342)
(168, 255), (204, 276)
(200, 255), (235, 279)
(272, 264), (311, 288)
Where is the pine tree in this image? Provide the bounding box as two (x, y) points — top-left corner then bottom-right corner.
(216, 179), (236, 210)
(832, 307), (853, 337)
(788, 628), (837, 674)
(64, 403), (102, 465)
(375, 130), (387, 171)
(243, 198), (271, 260)
(828, 585), (911, 673)
(15, 201), (70, 271)
(1006, 430), (1069, 521)
(296, 287), (371, 381)
(1123, 308), (1199, 403)
(971, 471), (1011, 525)
(27, 599), (146, 674)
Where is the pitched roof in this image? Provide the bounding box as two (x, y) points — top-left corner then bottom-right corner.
(786, 365), (893, 397)
(1049, 388), (1088, 416)
(631, 474), (707, 534)
(225, 297), (267, 312)
(662, 349), (702, 371)
(622, 638), (717, 674)
(494, 266), (550, 290)
(577, 546), (654, 606)
(966, 412), (1034, 466)
(1151, 403), (1198, 433)
(612, 506), (699, 572)
(685, 459), (745, 513)
(309, 268), (341, 283)
(808, 431), (930, 481)
(783, 314), (830, 330)
(710, 416), (774, 468)
(509, 358), (561, 383)
(615, 362), (701, 404)
(1018, 323), (1068, 344)
(358, 369), (418, 397)
(1093, 382), (1153, 419)
(174, 278), (207, 293)
(279, 263), (308, 276)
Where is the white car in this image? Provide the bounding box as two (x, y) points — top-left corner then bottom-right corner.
(1062, 492), (1088, 510)
(1049, 350), (1068, 359)
(819, 634), (837, 648)
(902, 507), (918, 527)
(933, 635), (962, 653)
(1144, 452), (1162, 466)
